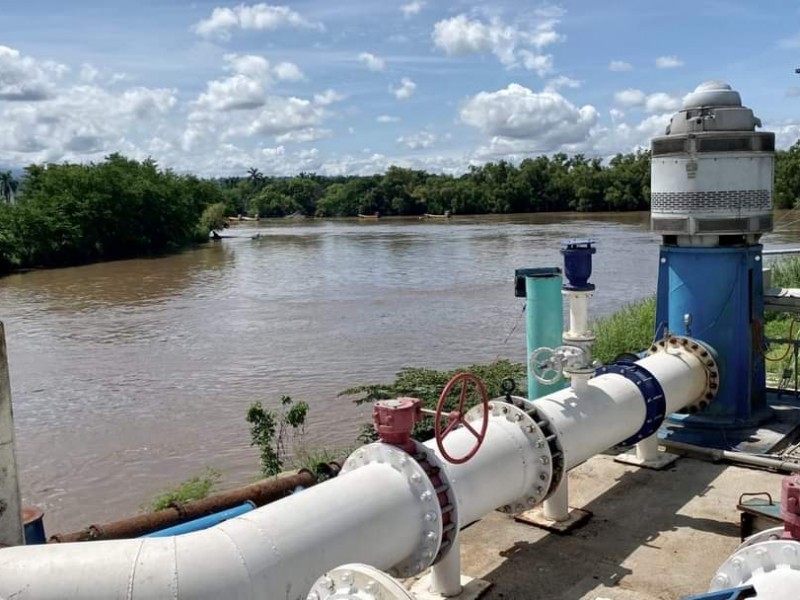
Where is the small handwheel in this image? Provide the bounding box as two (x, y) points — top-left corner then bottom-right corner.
(435, 372), (490, 464)
(529, 346), (563, 385)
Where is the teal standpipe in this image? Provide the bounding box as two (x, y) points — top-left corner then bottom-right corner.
(515, 267), (564, 400)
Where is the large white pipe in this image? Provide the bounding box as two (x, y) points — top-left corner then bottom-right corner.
(423, 412), (543, 526)
(0, 463), (426, 599)
(533, 345), (707, 469)
(0, 342), (712, 600)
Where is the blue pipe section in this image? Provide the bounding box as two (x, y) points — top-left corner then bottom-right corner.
(515, 267), (564, 400)
(142, 501), (256, 538)
(595, 361), (666, 446)
(655, 245), (767, 427)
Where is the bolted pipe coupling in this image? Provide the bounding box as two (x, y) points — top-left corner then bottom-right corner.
(646, 335), (720, 414)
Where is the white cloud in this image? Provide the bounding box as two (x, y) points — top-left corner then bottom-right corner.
(609, 108), (625, 123)
(397, 131), (437, 149)
(787, 87), (800, 98)
(584, 112), (672, 156)
(644, 92), (680, 113)
(197, 64), (269, 111)
(0, 45), (66, 101)
(80, 63), (99, 83)
(196, 54), (304, 112)
(765, 120), (800, 149)
(192, 3), (324, 40)
(401, 1), (425, 18)
(614, 88), (646, 107)
(0, 82), (177, 163)
(275, 128), (331, 144)
(432, 13), (563, 70)
(543, 75), (580, 93)
(376, 115), (400, 123)
(656, 55), (683, 69)
(225, 96), (325, 137)
(273, 62), (305, 81)
(313, 89), (344, 105)
(391, 77), (417, 100)
(609, 60), (632, 72)
(613, 88), (680, 113)
(519, 51), (553, 76)
(460, 83), (597, 151)
(358, 52), (385, 72)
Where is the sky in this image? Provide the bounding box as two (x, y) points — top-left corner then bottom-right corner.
(1, 0), (800, 177)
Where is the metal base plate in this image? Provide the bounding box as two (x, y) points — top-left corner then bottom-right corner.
(614, 450), (680, 470)
(659, 390), (800, 453)
(513, 506), (592, 534)
(410, 575), (492, 600)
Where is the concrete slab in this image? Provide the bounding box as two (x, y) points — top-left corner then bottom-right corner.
(514, 506), (592, 534)
(614, 449), (680, 470)
(410, 575), (492, 600)
(449, 453), (783, 599)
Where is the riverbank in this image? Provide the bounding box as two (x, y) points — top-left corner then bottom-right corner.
(0, 155), (226, 276)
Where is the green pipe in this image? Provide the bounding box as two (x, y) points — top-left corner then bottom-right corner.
(521, 268), (564, 400)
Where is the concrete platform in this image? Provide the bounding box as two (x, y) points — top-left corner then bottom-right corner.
(418, 453), (784, 599)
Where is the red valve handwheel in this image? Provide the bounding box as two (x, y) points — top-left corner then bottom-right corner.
(434, 372), (490, 464)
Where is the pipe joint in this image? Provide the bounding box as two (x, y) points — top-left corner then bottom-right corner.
(595, 362), (666, 447)
(464, 402), (554, 514)
(646, 335), (720, 414)
(341, 442), (457, 576)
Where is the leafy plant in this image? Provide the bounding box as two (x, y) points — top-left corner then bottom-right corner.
(149, 467), (221, 511)
(341, 359), (526, 442)
(247, 396), (310, 477)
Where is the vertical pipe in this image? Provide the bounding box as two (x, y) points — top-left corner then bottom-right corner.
(525, 271), (564, 400)
(542, 479), (569, 522)
(429, 537), (462, 596)
(636, 434), (660, 462)
(0, 323), (23, 547)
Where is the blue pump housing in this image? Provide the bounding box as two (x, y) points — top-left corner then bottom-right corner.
(655, 245), (768, 428)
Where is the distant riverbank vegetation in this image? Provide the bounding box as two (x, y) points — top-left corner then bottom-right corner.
(4, 142), (800, 274)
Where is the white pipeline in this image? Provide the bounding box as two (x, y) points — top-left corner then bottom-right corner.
(0, 463), (427, 599)
(533, 346), (707, 469)
(0, 342), (712, 600)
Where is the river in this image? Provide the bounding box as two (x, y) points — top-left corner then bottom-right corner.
(3, 211), (800, 534)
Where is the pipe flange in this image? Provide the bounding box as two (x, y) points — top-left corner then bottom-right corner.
(341, 443), (443, 578)
(732, 526), (785, 552)
(646, 335), (720, 414)
(710, 539), (800, 592)
(465, 401), (553, 514)
(409, 441), (459, 564)
(595, 362), (666, 447)
(308, 563), (413, 600)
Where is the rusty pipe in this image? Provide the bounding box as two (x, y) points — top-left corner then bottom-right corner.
(49, 469), (317, 543)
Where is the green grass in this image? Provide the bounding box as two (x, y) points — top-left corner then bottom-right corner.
(148, 467), (221, 511)
(591, 296), (656, 364)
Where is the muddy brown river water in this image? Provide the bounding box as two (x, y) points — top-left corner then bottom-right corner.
(3, 212), (800, 533)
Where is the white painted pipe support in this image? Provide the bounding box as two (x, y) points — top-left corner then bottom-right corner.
(636, 434), (661, 463)
(542, 479), (569, 522)
(429, 536), (462, 597)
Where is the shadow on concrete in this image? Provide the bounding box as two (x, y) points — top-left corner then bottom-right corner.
(478, 457), (736, 599)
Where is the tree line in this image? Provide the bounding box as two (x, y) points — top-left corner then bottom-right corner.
(2, 142), (800, 274)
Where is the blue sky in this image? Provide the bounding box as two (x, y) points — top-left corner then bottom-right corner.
(1, 0), (800, 176)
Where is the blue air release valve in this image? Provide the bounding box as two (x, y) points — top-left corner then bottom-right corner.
(560, 240), (596, 291)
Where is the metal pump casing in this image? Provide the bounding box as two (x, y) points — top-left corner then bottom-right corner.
(650, 80), (775, 245)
